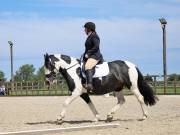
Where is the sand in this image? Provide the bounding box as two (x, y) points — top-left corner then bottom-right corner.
(0, 95), (179, 135)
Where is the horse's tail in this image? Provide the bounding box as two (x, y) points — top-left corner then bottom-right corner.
(136, 68), (158, 106)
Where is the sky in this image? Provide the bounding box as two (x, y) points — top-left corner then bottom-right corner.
(0, 0), (180, 80)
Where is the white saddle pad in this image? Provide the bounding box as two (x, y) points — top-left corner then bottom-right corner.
(81, 62), (109, 78)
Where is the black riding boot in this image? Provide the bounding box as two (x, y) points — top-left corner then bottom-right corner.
(85, 69), (93, 91)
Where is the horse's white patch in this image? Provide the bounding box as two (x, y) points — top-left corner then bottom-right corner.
(44, 66), (51, 75)
(67, 65), (83, 94)
(54, 54), (68, 70)
(125, 61), (147, 117)
(124, 61), (138, 88)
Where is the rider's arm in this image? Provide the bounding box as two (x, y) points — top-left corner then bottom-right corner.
(86, 37), (100, 56)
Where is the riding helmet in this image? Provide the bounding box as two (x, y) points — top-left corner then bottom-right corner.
(84, 22), (96, 31)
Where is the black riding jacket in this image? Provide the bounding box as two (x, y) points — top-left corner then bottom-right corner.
(83, 32), (103, 62)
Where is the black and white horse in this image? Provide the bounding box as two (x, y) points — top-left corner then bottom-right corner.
(44, 53), (158, 123)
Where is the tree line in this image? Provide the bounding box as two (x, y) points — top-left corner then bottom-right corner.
(0, 64), (64, 82)
(0, 64), (180, 82)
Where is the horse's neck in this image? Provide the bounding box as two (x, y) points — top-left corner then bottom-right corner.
(58, 56), (80, 91)
(63, 57), (80, 69)
(54, 54), (79, 69)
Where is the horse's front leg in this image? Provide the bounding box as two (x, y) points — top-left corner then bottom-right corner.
(80, 93), (100, 122)
(57, 90), (81, 124)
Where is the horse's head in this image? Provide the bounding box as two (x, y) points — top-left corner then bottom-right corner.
(44, 53), (59, 86)
(44, 53), (80, 86)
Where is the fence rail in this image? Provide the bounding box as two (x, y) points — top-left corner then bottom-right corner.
(2, 80), (180, 96)
(4, 81), (70, 96)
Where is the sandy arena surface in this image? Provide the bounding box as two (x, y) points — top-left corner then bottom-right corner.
(0, 95), (180, 135)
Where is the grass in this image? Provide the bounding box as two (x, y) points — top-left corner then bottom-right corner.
(123, 87), (180, 95)
(4, 87), (180, 96)
(154, 87), (180, 95)
(8, 90), (70, 96)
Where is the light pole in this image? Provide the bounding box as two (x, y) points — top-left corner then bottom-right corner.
(159, 18), (167, 94)
(8, 41), (14, 90)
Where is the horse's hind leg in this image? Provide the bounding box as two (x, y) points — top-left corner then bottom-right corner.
(131, 86), (148, 120)
(107, 90), (125, 122)
(80, 93), (100, 122)
(127, 64), (148, 120)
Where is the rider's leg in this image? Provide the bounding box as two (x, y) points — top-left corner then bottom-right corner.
(85, 58), (99, 91)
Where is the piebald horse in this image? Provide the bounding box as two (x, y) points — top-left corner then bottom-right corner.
(44, 53), (158, 124)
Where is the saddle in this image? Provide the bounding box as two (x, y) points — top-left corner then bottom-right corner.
(80, 62), (110, 78)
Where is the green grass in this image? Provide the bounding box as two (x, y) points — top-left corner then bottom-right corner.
(4, 87), (180, 96)
(154, 87), (180, 95)
(8, 90), (70, 96)
(123, 87), (180, 95)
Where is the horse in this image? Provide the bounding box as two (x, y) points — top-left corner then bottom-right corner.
(44, 53), (158, 124)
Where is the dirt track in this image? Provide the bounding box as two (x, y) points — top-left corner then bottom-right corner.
(0, 95), (180, 135)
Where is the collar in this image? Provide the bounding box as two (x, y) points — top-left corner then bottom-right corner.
(87, 31), (92, 37)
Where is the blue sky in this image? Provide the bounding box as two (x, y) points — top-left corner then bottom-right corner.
(0, 0), (180, 80)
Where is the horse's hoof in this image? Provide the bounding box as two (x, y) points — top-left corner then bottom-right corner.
(56, 119), (64, 125)
(56, 116), (64, 125)
(142, 115), (148, 120)
(93, 118), (99, 122)
(106, 115), (113, 122)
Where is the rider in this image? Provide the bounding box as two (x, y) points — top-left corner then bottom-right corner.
(83, 22), (103, 91)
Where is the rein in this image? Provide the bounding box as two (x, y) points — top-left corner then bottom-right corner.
(65, 63), (79, 70)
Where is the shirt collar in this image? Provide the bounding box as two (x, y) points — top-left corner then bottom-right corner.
(87, 31), (92, 37)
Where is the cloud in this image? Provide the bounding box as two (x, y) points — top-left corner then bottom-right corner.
(0, 11), (39, 19)
(0, 18), (161, 58)
(0, 17), (180, 79)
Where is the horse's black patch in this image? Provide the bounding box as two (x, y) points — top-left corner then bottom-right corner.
(61, 55), (71, 64)
(117, 61), (132, 89)
(59, 67), (75, 91)
(44, 54), (57, 71)
(76, 67), (81, 78)
(44, 54), (50, 68)
(80, 93), (91, 103)
(76, 59), (80, 64)
(49, 55), (59, 62)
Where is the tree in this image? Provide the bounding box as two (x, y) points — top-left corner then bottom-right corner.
(144, 74), (153, 82)
(0, 71), (5, 80)
(34, 66), (65, 83)
(0, 71), (6, 82)
(168, 74), (180, 81)
(0, 70), (6, 86)
(34, 66), (45, 82)
(14, 64), (36, 82)
(56, 73), (66, 83)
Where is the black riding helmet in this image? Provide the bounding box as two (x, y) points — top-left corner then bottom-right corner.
(84, 22), (96, 31)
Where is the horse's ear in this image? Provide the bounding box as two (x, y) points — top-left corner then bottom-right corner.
(44, 53), (49, 62)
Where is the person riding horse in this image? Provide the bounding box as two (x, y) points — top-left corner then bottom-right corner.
(83, 22), (103, 91)
(44, 23), (158, 123)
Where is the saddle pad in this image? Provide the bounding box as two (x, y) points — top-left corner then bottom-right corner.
(81, 62), (109, 78)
